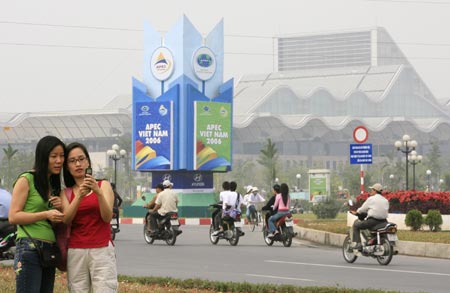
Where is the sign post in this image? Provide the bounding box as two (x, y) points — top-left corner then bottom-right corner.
(351, 126), (371, 194)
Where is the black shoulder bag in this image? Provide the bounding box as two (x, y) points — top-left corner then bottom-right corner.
(20, 225), (61, 268)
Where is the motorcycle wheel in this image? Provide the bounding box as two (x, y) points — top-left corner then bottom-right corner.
(282, 226), (292, 247)
(143, 223), (155, 244)
(342, 235), (358, 263)
(209, 225), (219, 245)
(376, 237), (394, 265)
(165, 228), (177, 246)
(263, 229), (274, 246)
(229, 227), (240, 246)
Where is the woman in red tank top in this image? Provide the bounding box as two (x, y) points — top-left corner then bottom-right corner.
(61, 142), (118, 292)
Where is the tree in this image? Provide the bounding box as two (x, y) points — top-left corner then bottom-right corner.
(339, 164), (373, 196)
(2, 144), (18, 189)
(257, 138), (279, 190)
(427, 141), (441, 186)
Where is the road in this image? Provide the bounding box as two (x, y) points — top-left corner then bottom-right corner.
(114, 224), (450, 293)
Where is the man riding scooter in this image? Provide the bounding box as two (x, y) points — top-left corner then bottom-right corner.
(149, 180), (181, 236)
(350, 183), (389, 251)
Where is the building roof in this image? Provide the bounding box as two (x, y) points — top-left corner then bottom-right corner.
(0, 108), (131, 144)
(233, 64), (450, 141)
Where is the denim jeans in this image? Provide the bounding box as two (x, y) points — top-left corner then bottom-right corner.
(268, 211), (290, 233)
(246, 205), (256, 221)
(14, 238), (56, 293)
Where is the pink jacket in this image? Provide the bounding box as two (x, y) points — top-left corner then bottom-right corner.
(273, 193), (290, 211)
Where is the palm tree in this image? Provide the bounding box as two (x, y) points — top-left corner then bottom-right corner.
(257, 138), (279, 189)
(2, 144), (18, 189)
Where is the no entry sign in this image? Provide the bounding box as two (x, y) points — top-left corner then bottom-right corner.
(353, 126), (368, 144)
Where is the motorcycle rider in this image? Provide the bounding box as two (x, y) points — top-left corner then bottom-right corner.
(212, 181), (231, 232)
(149, 180), (179, 236)
(144, 183), (164, 234)
(350, 183), (389, 251)
(262, 184), (280, 227)
(244, 186), (265, 223)
(213, 181), (244, 236)
(267, 183), (291, 238)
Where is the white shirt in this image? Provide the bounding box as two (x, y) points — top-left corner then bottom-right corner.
(357, 193), (389, 220)
(155, 188), (179, 216)
(223, 191), (244, 212)
(219, 190), (231, 202)
(243, 193), (265, 207)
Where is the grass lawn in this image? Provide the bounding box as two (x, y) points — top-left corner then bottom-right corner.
(294, 212), (450, 244)
(0, 265), (402, 293)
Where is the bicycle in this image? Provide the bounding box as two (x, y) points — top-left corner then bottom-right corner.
(247, 203), (263, 232)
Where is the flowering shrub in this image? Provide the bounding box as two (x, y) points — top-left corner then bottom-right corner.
(356, 190), (450, 214)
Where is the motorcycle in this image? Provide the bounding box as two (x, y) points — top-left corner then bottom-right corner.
(110, 208), (120, 241)
(143, 211), (181, 246)
(209, 203), (243, 246)
(342, 200), (398, 265)
(0, 220), (16, 260)
(262, 211), (297, 247)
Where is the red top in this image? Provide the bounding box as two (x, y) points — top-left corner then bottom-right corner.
(68, 181), (112, 248)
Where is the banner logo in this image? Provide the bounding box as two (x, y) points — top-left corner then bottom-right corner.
(151, 47), (174, 81)
(193, 47), (216, 81)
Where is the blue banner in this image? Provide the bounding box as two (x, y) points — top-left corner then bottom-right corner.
(151, 171), (213, 189)
(350, 144), (372, 164)
(133, 101), (173, 170)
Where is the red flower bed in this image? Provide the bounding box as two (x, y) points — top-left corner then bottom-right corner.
(356, 190), (450, 214)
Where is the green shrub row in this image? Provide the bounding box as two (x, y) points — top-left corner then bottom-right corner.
(405, 209), (443, 231)
(311, 197), (344, 219)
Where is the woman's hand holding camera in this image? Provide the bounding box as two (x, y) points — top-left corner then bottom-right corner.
(80, 174), (99, 195)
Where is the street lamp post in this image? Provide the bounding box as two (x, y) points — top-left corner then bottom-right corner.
(107, 144), (127, 186)
(296, 174), (301, 191)
(426, 169), (432, 191)
(439, 179), (444, 191)
(394, 135), (417, 190)
(408, 151), (422, 190)
(389, 174), (394, 190)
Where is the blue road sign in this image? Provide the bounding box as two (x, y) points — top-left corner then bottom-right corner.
(350, 144), (372, 164)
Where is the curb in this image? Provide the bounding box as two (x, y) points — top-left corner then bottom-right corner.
(294, 226), (450, 259)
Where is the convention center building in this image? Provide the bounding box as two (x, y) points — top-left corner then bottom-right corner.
(2, 27), (450, 173)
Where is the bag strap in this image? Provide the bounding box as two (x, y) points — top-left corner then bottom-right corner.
(235, 192), (240, 209)
(19, 225), (43, 257)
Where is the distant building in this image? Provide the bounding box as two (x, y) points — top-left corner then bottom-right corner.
(277, 27), (408, 71)
(233, 27), (450, 169)
(1, 27), (450, 172)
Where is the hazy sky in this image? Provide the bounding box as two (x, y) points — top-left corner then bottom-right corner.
(1, 0), (450, 113)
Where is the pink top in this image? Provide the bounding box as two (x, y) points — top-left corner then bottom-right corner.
(273, 193), (290, 211)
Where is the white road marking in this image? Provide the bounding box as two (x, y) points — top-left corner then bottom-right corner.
(266, 260), (450, 277)
(246, 273), (314, 282)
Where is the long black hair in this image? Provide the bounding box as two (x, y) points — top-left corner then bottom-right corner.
(63, 142), (91, 188)
(33, 135), (65, 201)
(280, 183), (290, 206)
